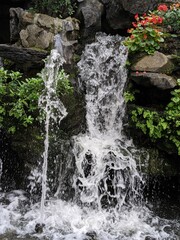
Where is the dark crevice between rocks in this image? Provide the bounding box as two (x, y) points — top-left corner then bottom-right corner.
(0, 0), (28, 44)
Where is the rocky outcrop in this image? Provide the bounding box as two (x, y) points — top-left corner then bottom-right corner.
(75, 0), (162, 39)
(101, 0), (159, 30)
(131, 51), (175, 74)
(130, 72), (177, 90)
(0, 8), (80, 71)
(9, 8), (79, 63)
(0, 44), (48, 70)
(76, 0), (104, 42)
(129, 51), (177, 90)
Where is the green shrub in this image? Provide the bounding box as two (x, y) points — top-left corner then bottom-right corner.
(129, 79), (180, 155)
(0, 68), (73, 134)
(0, 69), (43, 133)
(29, 0), (76, 18)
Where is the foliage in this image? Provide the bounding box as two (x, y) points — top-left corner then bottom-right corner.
(57, 69), (73, 96)
(123, 3), (179, 54)
(0, 69), (43, 133)
(156, 3), (180, 33)
(29, 0), (76, 18)
(0, 68), (73, 134)
(130, 79), (180, 154)
(124, 91), (135, 103)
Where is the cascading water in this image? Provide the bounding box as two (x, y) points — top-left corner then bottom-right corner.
(0, 33), (179, 240)
(38, 34), (67, 224)
(73, 33), (143, 210)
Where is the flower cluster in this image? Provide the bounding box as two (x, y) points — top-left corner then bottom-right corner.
(156, 3), (180, 33)
(132, 13), (163, 27)
(157, 4), (168, 12)
(123, 3), (179, 54)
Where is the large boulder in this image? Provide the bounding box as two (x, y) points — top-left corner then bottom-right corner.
(9, 8), (79, 63)
(131, 51), (175, 74)
(0, 44), (48, 70)
(130, 72), (177, 90)
(101, 0), (159, 30)
(76, 0), (104, 42)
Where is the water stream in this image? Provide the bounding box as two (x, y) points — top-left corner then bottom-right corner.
(0, 33), (179, 239)
(38, 39), (67, 224)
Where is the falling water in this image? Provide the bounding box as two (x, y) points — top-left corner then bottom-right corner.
(0, 33), (179, 239)
(72, 33), (144, 210)
(38, 34), (67, 224)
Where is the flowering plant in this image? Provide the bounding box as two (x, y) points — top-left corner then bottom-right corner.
(124, 3), (179, 55)
(156, 3), (180, 33)
(124, 10), (164, 54)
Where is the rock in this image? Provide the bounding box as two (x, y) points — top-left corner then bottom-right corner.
(130, 72), (177, 90)
(20, 24), (54, 49)
(0, 44), (48, 70)
(101, 0), (159, 30)
(120, 0), (159, 14)
(35, 223), (45, 233)
(101, 0), (131, 30)
(9, 8), (79, 63)
(9, 7), (24, 43)
(131, 51), (175, 74)
(76, 0), (104, 42)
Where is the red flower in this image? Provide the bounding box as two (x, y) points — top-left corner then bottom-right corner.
(157, 16), (163, 24)
(127, 28), (133, 33)
(140, 20), (148, 26)
(157, 4), (168, 12)
(134, 14), (139, 20)
(130, 35), (135, 39)
(152, 19), (157, 24)
(132, 22), (138, 28)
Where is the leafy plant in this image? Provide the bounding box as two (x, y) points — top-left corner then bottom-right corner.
(130, 79), (180, 154)
(156, 3), (180, 33)
(124, 3), (179, 54)
(29, 0), (76, 18)
(0, 69), (43, 133)
(57, 69), (73, 96)
(124, 12), (164, 54)
(124, 91), (135, 103)
(0, 68), (73, 134)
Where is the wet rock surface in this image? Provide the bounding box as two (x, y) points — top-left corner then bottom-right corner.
(130, 72), (177, 90)
(0, 44), (47, 70)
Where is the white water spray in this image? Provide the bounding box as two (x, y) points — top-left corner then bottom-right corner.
(73, 33), (143, 209)
(38, 34), (67, 224)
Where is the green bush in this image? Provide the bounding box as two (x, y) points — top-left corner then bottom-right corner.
(29, 0), (76, 18)
(0, 69), (43, 133)
(128, 79), (180, 155)
(0, 68), (73, 134)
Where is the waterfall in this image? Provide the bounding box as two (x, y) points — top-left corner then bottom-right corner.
(38, 34), (67, 224)
(0, 33), (179, 240)
(73, 33), (143, 209)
